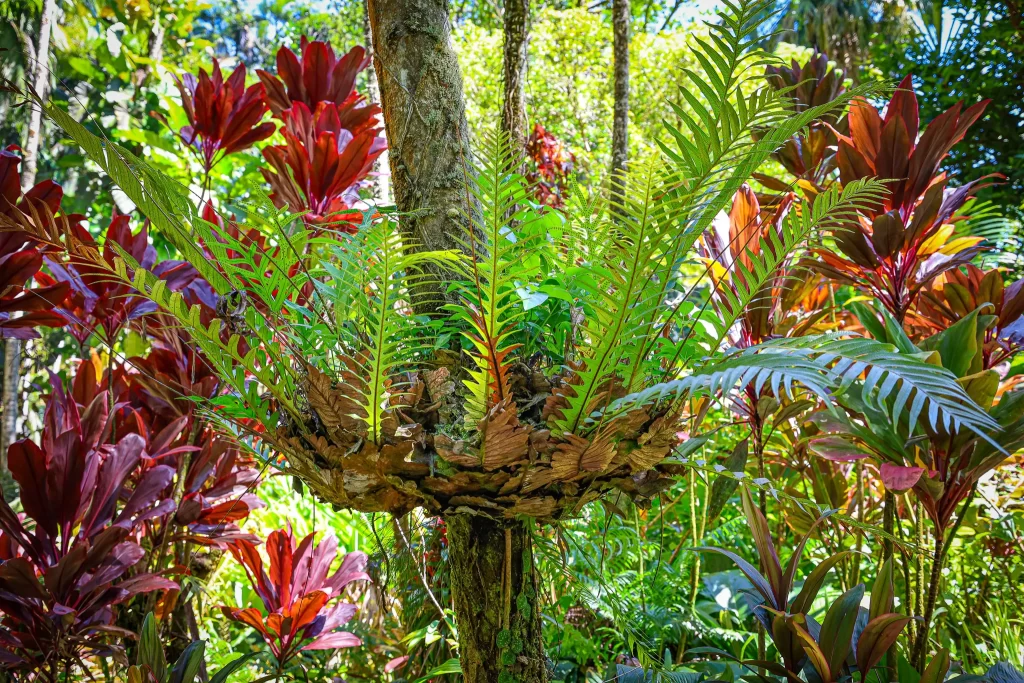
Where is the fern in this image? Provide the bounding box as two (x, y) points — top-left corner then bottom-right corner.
(600, 335), (1000, 441)
(694, 178), (888, 350)
(453, 129), (544, 426)
(553, 162), (674, 434)
(326, 220), (461, 442)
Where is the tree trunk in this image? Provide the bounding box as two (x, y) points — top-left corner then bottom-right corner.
(3, 0), (55, 497)
(365, 0), (477, 310)
(447, 515), (547, 683)
(501, 0), (530, 150)
(363, 0), (391, 205)
(134, 10), (165, 86)
(0, 342), (21, 500)
(21, 0), (56, 189)
(913, 530), (945, 671)
(610, 0), (630, 196)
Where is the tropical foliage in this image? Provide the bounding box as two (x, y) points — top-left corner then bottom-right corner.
(0, 0), (1023, 681)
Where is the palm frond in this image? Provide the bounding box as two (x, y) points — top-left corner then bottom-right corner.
(599, 335), (1000, 441)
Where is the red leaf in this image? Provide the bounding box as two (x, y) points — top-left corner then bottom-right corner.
(879, 463), (924, 492)
(301, 630), (362, 651)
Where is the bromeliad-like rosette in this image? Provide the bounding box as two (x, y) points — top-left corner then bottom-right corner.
(260, 101), (384, 232)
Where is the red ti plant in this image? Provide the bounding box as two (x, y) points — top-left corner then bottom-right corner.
(759, 52), (848, 191)
(917, 264), (1024, 369)
(42, 215), (159, 345)
(704, 490), (910, 682)
(221, 528), (369, 672)
(0, 374), (177, 679)
(813, 76), (993, 323)
(255, 38), (385, 231)
(172, 60), (276, 173)
(700, 489), (850, 678)
(257, 38), (376, 122)
(0, 145), (70, 339)
(261, 101), (384, 231)
(526, 122), (576, 208)
(787, 560), (911, 683)
(699, 184), (799, 349)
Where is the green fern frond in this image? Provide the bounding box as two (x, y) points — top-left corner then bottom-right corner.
(43, 102), (233, 295)
(600, 335), (1000, 441)
(696, 178), (889, 348)
(454, 128), (545, 426)
(554, 162), (674, 435)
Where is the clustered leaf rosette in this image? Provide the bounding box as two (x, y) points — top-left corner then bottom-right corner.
(261, 102), (384, 232)
(254, 37), (384, 232)
(758, 51), (848, 189)
(221, 528), (369, 667)
(918, 264), (1024, 368)
(526, 122), (576, 208)
(42, 215), (159, 344)
(812, 75), (995, 322)
(0, 376), (178, 672)
(704, 490), (912, 683)
(0, 145), (70, 339)
(172, 60), (275, 171)
(257, 39), (375, 120)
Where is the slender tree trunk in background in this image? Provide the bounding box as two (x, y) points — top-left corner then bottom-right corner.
(134, 10), (165, 86)
(610, 0), (630, 200)
(0, 343), (21, 500)
(2, 0), (55, 497)
(365, 0), (477, 312)
(501, 0), (530, 152)
(363, 0), (391, 205)
(913, 530), (945, 672)
(22, 0), (55, 188)
(447, 515), (547, 683)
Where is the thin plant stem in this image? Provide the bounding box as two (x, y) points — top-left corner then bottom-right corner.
(913, 528), (945, 671)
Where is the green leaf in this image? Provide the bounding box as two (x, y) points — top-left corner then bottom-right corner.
(856, 614), (911, 680)
(137, 613), (167, 683)
(818, 584), (865, 679)
(869, 558), (895, 620)
(790, 551), (851, 616)
(920, 649), (951, 683)
(168, 641), (205, 683)
(706, 439), (749, 524)
(847, 301), (887, 342)
(921, 308), (981, 378)
(413, 658), (462, 683)
(209, 654), (258, 683)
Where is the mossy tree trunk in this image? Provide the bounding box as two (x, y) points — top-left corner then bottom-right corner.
(610, 0), (630, 193)
(447, 515), (547, 683)
(365, 0), (478, 310)
(366, 4), (546, 679)
(501, 0), (530, 151)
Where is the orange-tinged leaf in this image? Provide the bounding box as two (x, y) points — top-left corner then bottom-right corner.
(287, 591), (330, 631)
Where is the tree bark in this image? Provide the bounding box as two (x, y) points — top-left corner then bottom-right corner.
(3, 0), (55, 497)
(913, 530), (945, 671)
(365, 0), (477, 310)
(447, 515), (547, 683)
(21, 0), (56, 190)
(363, 0), (391, 205)
(501, 0), (530, 151)
(610, 0), (630, 197)
(0, 342), (21, 500)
